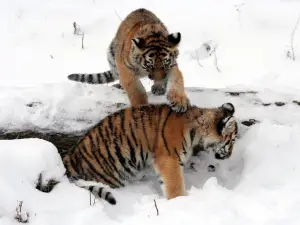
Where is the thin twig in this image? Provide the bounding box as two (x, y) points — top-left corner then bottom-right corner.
(89, 192), (96, 206)
(14, 201), (29, 223)
(73, 22), (83, 35)
(89, 191), (92, 206)
(114, 10), (122, 21)
(234, 2), (245, 29)
(290, 13), (300, 60)
(73, 22), (77, 35)
(154, 199), (159, 216)
(214, 47), (221, 73)
(195, 49), (203, 67)
(17, 201), (23, 213)
(81, 33), (85, 50)
(89, 191), (96, 206)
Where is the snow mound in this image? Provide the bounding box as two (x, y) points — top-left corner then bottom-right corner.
(0, 139), (65, 222)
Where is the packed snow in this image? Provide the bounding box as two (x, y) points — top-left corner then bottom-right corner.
(1, 0), (300, 224)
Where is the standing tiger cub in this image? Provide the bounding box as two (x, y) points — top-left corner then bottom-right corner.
(61, 102), (238, 205)
(67, 8), (190, 113)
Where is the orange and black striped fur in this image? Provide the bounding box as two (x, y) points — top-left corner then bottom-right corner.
(62, 102), (238, 205)
(67, 8), (190, 113)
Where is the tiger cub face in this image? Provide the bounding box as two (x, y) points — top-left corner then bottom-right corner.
(193, 103), (238, 160)
(213, 115), (238, 160)
(131, 26), (181, 81)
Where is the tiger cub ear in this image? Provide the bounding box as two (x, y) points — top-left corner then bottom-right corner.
(132, 37), (146, 49)
(167, 32), (181, 46)
(216, 102), (236, 135)
(221, 102), (235, 117)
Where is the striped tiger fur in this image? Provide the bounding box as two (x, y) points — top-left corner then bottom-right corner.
(61, 102), (238, 205)
(67, 8), (190, 113)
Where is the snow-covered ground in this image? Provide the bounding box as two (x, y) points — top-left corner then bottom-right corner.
(1, 0), (300, 224)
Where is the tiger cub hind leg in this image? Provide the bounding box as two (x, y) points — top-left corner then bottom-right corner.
(73, 179), (117, 205)
(154, 156), (185, 200)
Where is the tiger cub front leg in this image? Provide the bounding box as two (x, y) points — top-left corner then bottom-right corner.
(154, 156), (185, 200)
(117, 63), (148, 106)
(166, 66), (190, 113)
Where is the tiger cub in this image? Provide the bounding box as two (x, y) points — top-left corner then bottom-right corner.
(67, 8), (190, 113)
(62, 102), (238, 205)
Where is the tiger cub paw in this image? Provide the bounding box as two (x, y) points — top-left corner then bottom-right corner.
(207, 165), (216, 172)
(112, 83), (123, 90)
(188, 162), (198, 172)
(167, 89), (191, 113)
(151, 84), (166, 96)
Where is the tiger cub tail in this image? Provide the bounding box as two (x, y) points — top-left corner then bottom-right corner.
(67, 70), (119, 84)
(72, 178), (117, 205)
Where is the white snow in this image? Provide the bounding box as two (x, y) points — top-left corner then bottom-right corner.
(1, 0), (300, 224)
